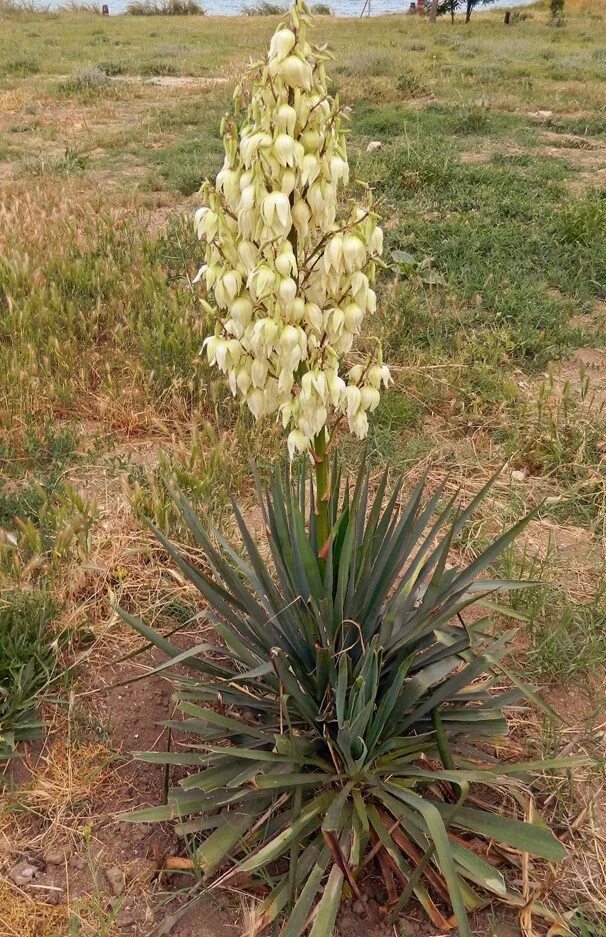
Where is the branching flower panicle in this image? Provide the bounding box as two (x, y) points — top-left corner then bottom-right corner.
(195, 0), (389, 460)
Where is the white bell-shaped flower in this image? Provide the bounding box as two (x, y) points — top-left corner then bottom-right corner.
(195, 0), (388, 460)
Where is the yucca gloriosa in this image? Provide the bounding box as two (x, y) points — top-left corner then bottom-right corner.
(120, 461), (571, 935)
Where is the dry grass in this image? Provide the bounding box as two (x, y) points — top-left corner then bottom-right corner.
(0, 881), (68, 937)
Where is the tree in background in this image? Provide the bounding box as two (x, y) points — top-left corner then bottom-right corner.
(461, 0), (498, 20)
(550, 0), (565, 19)
(435, 0), (462, 22)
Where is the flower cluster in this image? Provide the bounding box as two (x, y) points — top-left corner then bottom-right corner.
(195, 0), (389, 459)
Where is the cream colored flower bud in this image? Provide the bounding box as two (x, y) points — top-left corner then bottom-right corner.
(215, 269), (242, 308)
(278, 277), (297, 310)
(367, 365), (382, 389)
(247, 387), (266, 419)
(380, 365), (391, 387)
(350, 271), (369, 307)
(230, 295), (253, 330)
(251, 357), (269, 388)
(274, 133), (297, 168)
(369, 225), (384, 256)
(203, 209), (219, 240)
(304, 301), (323, 333)
(306, 180), (326, 218)
(324, 234), (343, 273)
(329, 156), (349, 185)
(366, 289), (377, 314)
(292, 198), (311, 239)
(350, 408), (369, 439)
(240, 131), (273, 165)
(237, 241), (259, 274)
(344, 384), (361, 419)
(300, 128), (320, 153)
(342, 235), (366, 272)
(248, 264), (275, 301)
(269, 27), (296, 62)
(216, 168), (241, 209)
(278, 55), (312, 90)
(275, 247), (297, 278)
(287, 429), (308, 460)
(290, 297), (305, 323)
(236, 364), (252, 396)
(280, 327), (303, 369)
(301, 153), (321, 187)
(360, 385), (380, 412)
(325, 306), (344, 338)
(250, 316), (279, 355)
(239, 170), (253, 192)
(280, 169), (297, 196)
(203, 335), (220, 365)
(275, 103), (297, 135)
(326, 369), (345, 407)
(194, 206), (209, 239)
(344, 302), (363, 334)
(278, 367), (294, 396)
(261, 191), (292, 236)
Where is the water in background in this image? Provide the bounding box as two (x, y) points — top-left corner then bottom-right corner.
(41, 0), (534, 15)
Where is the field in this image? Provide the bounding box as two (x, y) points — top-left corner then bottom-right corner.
(1, 0), (606, 934)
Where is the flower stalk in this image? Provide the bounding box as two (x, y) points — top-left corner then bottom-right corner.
(194, 0), (391, 487)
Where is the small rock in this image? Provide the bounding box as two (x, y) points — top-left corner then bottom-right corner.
(366, 140), (382, 152)
(69, 855), (85, 870)
(10, 862), (38, 887)
(116, 904), (145, 928)
(44, 846), (68, 866)
(511, 469), (525, 482)
(106, 866), (126, 896)
(125, 857), (156, 890)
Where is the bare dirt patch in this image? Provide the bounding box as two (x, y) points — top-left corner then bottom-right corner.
(551, 347), (606, 409)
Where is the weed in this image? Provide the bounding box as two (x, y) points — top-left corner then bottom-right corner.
(451, 103), (491, 134)
(58, 0), (101, 11)
(58, 65), (109, 92)
(126, 0), (205, 13)
(500, 545), (606, 683)
(0, 590), (59, 758)
(137, 59), (179, 75)
(337, 51), (394, 77)
(96, 58), (128, 75)
(2, 54), (40, 75)
(127, 424), (238, 536)
(242, 0), (286, 11)
(395, 70), (427, 97)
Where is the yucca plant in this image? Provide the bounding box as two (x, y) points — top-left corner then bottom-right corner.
(120, 463), (572, 935)
(118, 5), (572, 931)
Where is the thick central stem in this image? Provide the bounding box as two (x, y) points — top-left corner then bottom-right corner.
(313, 430), (329, 564)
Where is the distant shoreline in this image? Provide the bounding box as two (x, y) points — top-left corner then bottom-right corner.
(27, 0), (540, 14)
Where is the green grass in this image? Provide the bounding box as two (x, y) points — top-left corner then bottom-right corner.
(0, 590), (60, 759)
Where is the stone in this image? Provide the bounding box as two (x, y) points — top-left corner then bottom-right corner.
(106, 866), (126, 896)
(116, 904), (145, 928)
(511, 469), (525, 482)
(366, 141), (382, 152)
(44, 846), (68, 866)
(69, 855), (86, 870)
(10, 861), (38, 887)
